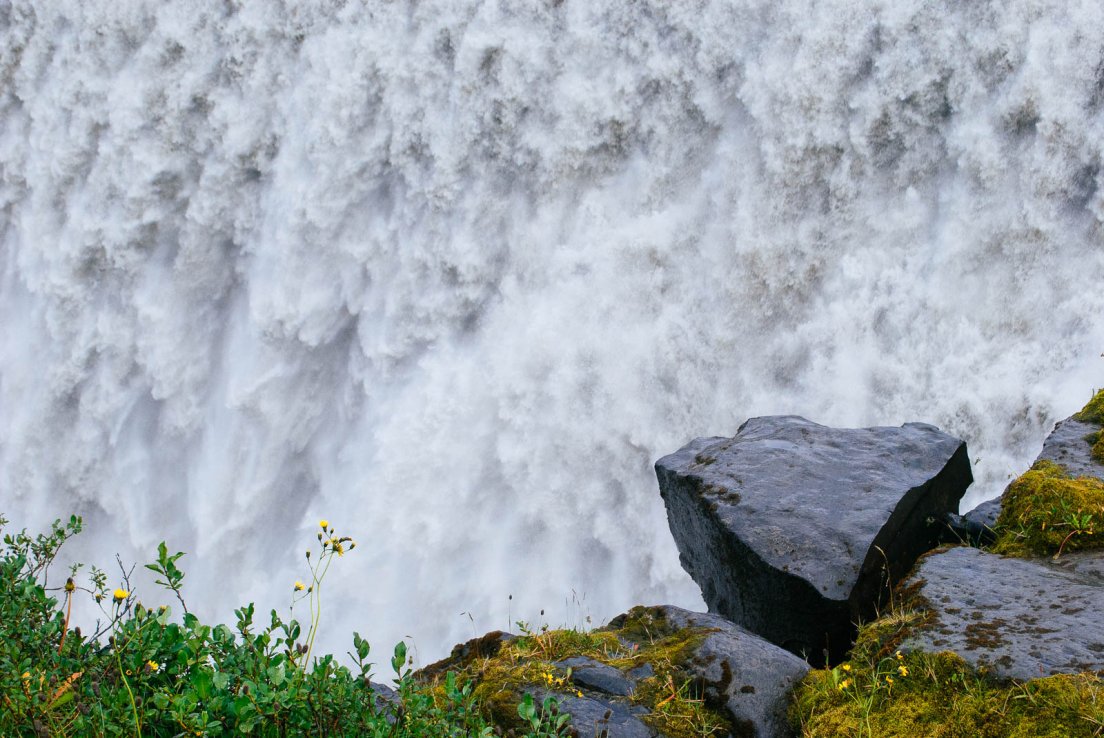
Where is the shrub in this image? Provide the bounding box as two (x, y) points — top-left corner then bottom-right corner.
(0, 514), (566, 737)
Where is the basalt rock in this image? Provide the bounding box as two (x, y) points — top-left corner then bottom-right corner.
(656, 416), (972, 664)
(626, 606), (811, 738)
(902, 545), (1104, 680)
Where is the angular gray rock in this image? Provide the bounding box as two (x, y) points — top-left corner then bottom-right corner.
(656, 416), (972, 663)
(556, 656), (634, 697)
(902, 546), (1104, 679)
(655, 606), (810, 738)
(531, 688), (656, 738)
(961, 498), (1001, 531)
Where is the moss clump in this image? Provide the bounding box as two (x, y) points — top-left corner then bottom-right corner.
(421, 608), (734, 738)
(1074, 389), (1104, 463)
(1073, 388), (1104, 425)
(991, 460), (1104, 557)
(790, 604), (1104, 737)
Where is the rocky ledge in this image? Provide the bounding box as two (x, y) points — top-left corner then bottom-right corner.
(419, 396), (1104, 737)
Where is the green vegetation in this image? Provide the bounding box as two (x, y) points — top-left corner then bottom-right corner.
(426, 606), (735, 738)
(991, 460), (1104, 558)
(1075, 388), (1104, 463)
(1073, 388), (1104, 426)
(0, 514), (568, 737)
(789, 602), (1104, 737)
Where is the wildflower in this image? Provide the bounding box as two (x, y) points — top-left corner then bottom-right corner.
(65, 578), (75, 593)
(113, 588), (129, 602)
(838, 678), (852, 690)
(841, 664), (851, 672)
(898, 665), (909, 677)
(895, 651), (904, 661)
(319, 519), (329, 530)
(885, 676), (894, 685)
(575, 690), (583, 698)
(94, 593), (103, 602)
(294, 581), (305, 591)
(334, 542), (345, 556)
(147, 660), (160, 672)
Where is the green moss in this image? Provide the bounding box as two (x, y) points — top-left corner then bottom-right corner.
(1073, 388), (1104, 426)
(790, 605), (1104, 737)
(420, 608), (734, 738)
(991, 460), (1104, 557)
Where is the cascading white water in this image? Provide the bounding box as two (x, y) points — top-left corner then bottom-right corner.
(2, 0), (1103, 662)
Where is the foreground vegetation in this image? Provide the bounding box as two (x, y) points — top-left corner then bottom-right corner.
(0, 514), (567, 737)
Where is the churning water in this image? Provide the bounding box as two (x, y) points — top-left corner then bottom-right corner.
(2, 0), (1103, 661)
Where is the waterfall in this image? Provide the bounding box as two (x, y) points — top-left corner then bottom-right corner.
(2, 0), (1103, 661)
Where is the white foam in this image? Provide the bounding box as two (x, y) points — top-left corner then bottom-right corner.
(2, 0), (1103, 662)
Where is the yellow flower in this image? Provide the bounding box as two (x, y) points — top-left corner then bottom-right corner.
(898, 665), (909, 677)
(294, 581), (305, 591)
(838, 678), (852, 690)
(334, 542), (345, 556)
(147, 660), (160, 672)
(895, 651), (904, 661)
(319, 519), (329, 529)
(841, 664), (851, 672)
(113, 588), (129, 601)
(885, 676), (894, 685)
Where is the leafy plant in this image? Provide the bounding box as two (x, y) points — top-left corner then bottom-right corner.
(0, 513), (570, 737)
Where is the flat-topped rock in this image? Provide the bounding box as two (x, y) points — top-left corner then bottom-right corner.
(656, 416), (972, 663)
(903, 546), (1104, 679)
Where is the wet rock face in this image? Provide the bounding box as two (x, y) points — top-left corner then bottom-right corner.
(902, 546), (1104, 680)
(655, 416), (972, 664)
(655, 607), (810, 738)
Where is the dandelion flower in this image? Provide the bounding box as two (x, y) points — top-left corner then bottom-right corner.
(841, 664), (851, 672)
(838, 679), (852, 690)
(885, 676), (894, 685)
(334, 542), (345, 556)
(294, 581), (305, 591)
(113, 588), (129, 601)
(319, 519), (329, 529)
(898, 665), (909, 677)
(147, 660), (160, 672)
(895, 651), (904, 661)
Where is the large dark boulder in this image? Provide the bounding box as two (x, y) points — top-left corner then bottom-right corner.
(656, 416), (972, 664)
(902, 545), (1104, 679)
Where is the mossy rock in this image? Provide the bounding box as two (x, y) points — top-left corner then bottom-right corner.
(1073, 388), (1104, 426)
(790, 596), (1104, 737)
(419, 608), (736, 738)
(992, 460), (1104, 557)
